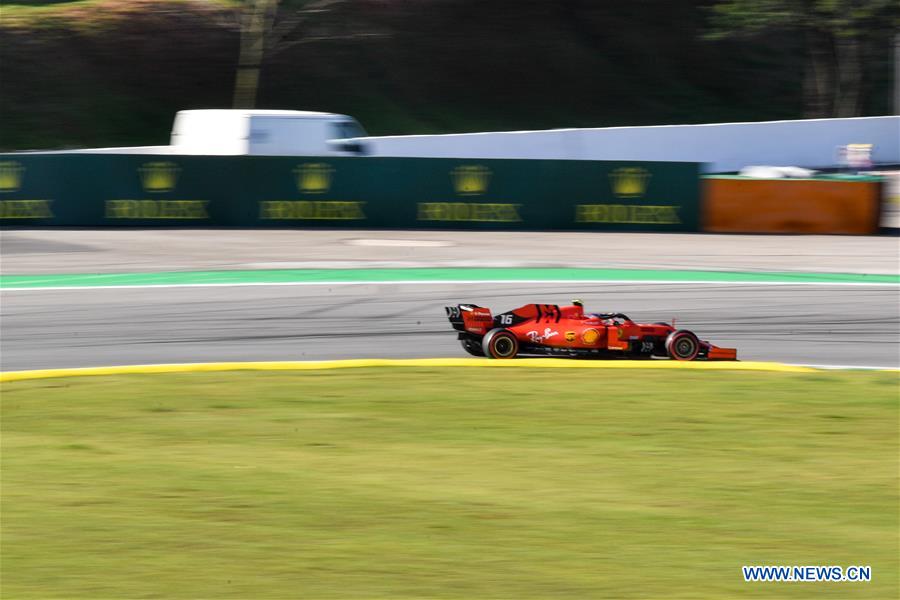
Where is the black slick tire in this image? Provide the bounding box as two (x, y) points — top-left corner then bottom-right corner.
(482, 328), (519, 359)
(665, 329), (700, 361)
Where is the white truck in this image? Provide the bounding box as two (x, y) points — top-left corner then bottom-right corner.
(171, 109), (369, 156)
(55, 109), (370, 156)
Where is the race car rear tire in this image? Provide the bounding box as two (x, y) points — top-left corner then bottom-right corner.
(666, 329), (700, 361)
(460, 338), (485, 357)
(483, 328), (519, 359)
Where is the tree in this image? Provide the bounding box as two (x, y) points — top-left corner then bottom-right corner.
(233, 0), (384, 109)
(707, 0), (899, 118)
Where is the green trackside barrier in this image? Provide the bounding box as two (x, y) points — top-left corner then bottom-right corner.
(0, 155), (701, 231)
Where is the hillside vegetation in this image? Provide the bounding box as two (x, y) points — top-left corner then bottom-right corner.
(0, 0), (894, 150)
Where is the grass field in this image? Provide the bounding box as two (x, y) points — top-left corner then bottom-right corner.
(2, 368), (897, 599)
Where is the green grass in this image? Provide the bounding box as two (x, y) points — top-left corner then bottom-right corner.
(2, 369), (898, 599)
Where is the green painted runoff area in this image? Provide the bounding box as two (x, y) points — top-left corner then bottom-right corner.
(2, 368), (897, 599)
(2, 267), (898, 288)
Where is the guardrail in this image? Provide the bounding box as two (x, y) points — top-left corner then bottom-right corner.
(0, 154), (886, 234)
(0, 155), (701, 231)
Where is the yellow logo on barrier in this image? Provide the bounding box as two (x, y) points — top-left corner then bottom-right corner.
(575, 204), (681, 225)
(610, 167), (651, 198)
(0, 200), (53, 219)
(418, 202), (521, 222)
(451, 165), (491, 195)
(259, 201), (366, 220)
(0, 161), (25, 192)
(106, 200), (208, 219)
(295, 163), (334, 194)
(138, 162), (180, 193)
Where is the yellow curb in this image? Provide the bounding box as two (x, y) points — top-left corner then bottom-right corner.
(0, 358), (846, 382)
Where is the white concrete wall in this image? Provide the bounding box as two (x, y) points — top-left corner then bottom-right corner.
(365, 116), (900, 172)
(65, 146), (176, 154)
(20, 116), (898, 169)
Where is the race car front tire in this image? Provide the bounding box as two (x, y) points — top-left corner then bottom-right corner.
(665, 329), (700, 361)
(483, 328), (519, 359)
(460, 338), (485, 357)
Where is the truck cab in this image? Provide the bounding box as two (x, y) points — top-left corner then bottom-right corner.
(170, 109), (369, 156)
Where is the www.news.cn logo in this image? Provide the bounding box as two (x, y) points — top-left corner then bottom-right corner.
(742, 565), (871, 583)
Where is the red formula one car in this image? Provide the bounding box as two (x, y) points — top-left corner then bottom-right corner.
(445, 301), (737, 361)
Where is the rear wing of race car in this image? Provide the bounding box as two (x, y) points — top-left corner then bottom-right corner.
(445, 304), (494, 335)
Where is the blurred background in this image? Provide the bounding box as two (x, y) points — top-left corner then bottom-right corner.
(1, 0), (898, 151)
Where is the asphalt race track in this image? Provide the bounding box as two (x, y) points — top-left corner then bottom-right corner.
(2, 282), (898, 370)
(2, 230), (898, 371)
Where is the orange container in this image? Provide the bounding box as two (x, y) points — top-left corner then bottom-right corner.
(703, 177), (882, 234)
